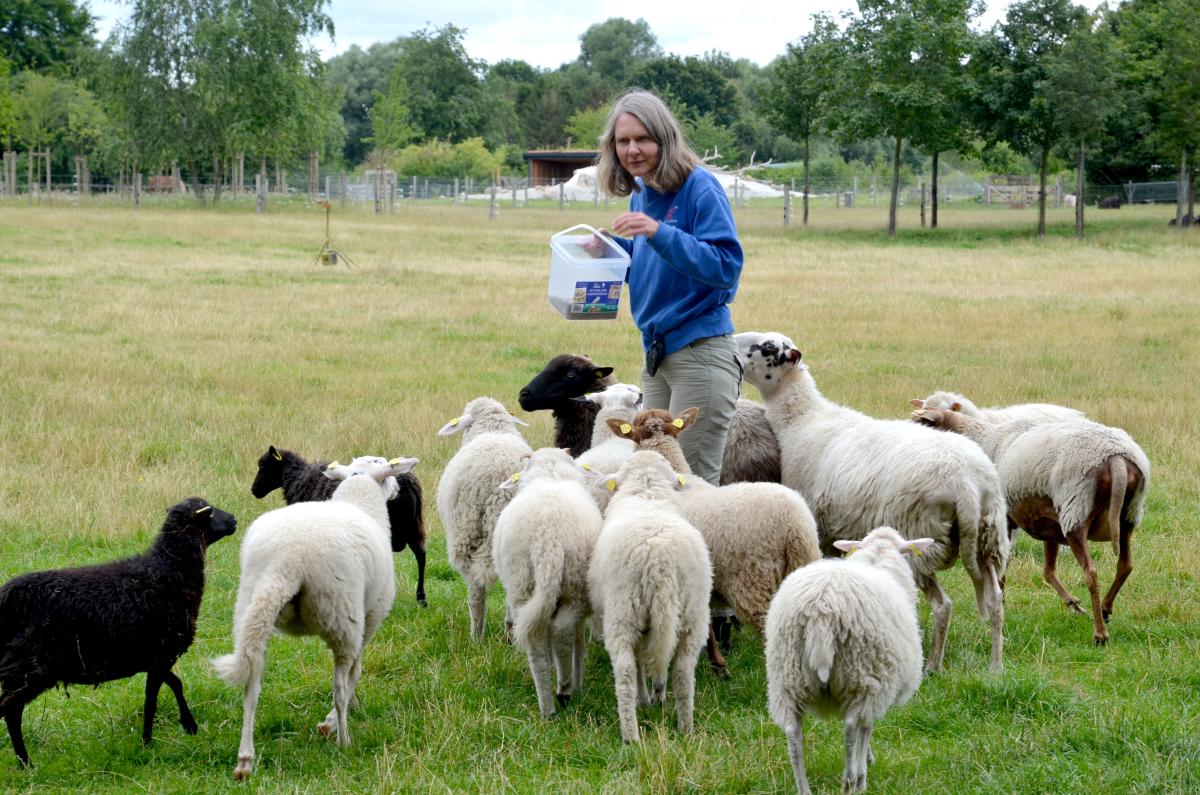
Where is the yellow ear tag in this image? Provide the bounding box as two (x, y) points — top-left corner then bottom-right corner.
(328, 461), (341, 469)
(908, 544), (922, 557)
(606, 479), (617, 492)
(581, 464), (592, 471)
(272, 450), (282, 461)
(194, 505), (212, 516)
(673, 418), (685, 428)
(510, 473), (521, 483)
(449, 417), (459, 426)
(620, 423), (632, 435)
(676, 475), (687, 486)
(847, 547), (856, 557)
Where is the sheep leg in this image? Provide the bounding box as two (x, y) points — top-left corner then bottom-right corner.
(982, 563), (1005, 673)
(331, 654), (353, 747)
(468, 581), (488, 640)
(233, 666), (263, 780)
(612, 647), (641, 743)
(636, 658), (651, 706)
(412, 542), (428, 607)
(919, 577), (952, 673)
(784, 719), (812, 795)
(1043, 541), (1084, 613)
(142, 670), (164, 745)
(571, 620), (586, 702)
(526, 625), (557, 718)
(550, 610), (580, 707)
(150, 669), (197, 741)
(2, 684), (46, 767)
(705, 626), (730, 679)
(1065, 532), (1108, 646)
(672, 641), (697, 735)
(1101, 524), (1134, 623)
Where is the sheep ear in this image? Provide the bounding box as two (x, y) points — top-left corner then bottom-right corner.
(592, 366), (614, 380)
(570, 394), (598, 405)
(950, 402), (962, 412)
(382, 476), (400, 500)
(438, 416), (470, 435)
(510, 414), (529, 427)
(679, 407), (700, 427)
(673, 473), (691, 491)
(832, 539), (861, 555)
(194, 505), (213, 516)
(323, 461), (349, 481)
(607, 418), (633, 438)
(903, 538), (936, 557)
(269, 445), (283, 461)
(909, 399), (925, 408)
(578, 462), (603, 480)
(385, 457), (418, 476)
(498, 472), (522, 491)
(911, 409), (939, 426)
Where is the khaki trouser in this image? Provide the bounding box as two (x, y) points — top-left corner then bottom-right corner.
(641, 333), (742, 486)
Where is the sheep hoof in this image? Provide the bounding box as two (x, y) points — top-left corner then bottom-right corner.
(317, 722), (335, 739)
(1066, 600), (1086, 615)
(233, 760), (253, 780)
(711, 663), (731, 680)
(181, 718), (199, 735)
(1094, 635), (1108, 647)
(417, 595), (429, 608)
(556, 693), (571, 708)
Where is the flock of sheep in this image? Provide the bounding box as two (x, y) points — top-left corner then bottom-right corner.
(0, 330), (1150, 793)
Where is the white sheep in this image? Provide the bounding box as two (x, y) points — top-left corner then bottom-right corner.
(491, 448), (603, 717)
(212, 456), (416, 780)
(609, 407), (821, 675)
(911, 390), (1084, 424)
(589, 451), (712, 743)
(766, 526), (932, 795)
(436, 396), (533, 639)
(912, 406), (1150, 646)
(575, 382), (642, 511)
(736, 331), (1009, 672)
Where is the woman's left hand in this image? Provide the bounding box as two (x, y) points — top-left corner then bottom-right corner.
(611, 212), (659, 240)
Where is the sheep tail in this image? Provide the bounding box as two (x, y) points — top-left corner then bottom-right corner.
(211, 576), (294, 688)
(513, 545), (565, 650)
(643, 577), (681, 683)
(958, 483), (1006, 619)
(803, 612), (836, 685)
(1106, 457), (1129, 560)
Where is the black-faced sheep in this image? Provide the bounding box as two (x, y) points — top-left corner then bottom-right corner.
(518, 353), (616, 456)
(0, 498), (237, 767)
(251, 445), (427, 606)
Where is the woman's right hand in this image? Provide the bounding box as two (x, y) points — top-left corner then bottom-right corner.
(580, 229), (611, 258)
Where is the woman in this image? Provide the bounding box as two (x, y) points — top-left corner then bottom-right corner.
(591, 89), (744, 485)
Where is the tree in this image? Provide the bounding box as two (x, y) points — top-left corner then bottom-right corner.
(0, 0), (95, 74)
(765, 14), (843, 225)
(393, 24), (488, 143)
(972, 0), (1089, 236)
(631, 55), (740, 128)
(11, 71), (70, 152)
(564, 106), (608, 149)
(0, 57), (15, 149)
(1042, 12), (1123, 237)
(325, 40), (406, 164)
(577, 17), (661, 86)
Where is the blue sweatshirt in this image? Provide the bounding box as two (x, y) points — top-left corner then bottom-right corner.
(609, 168), (743, 355)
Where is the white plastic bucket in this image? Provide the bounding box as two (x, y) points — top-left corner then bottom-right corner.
(548, 224), (630, 321)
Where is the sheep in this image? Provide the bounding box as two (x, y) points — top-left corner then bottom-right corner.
(609, 408), (821, 673)
(212, 457), (414, 780)
(0, 498), (237, 767)
(491, 448), (603, 717)
(766, 527), (932, 795)
(574, 383), (642, 511)
(589, 451), (712, 743)
(519, 353), (782, 484)
(1098, 195), (1121, 209)
(910, 391), (1084, 425)
(251, 445), (428, 606)
(518, 353), (616, 456)
(436, 396), (533, 639)
(735, 331), (1009, 672)
(911, 407), (1150, 646)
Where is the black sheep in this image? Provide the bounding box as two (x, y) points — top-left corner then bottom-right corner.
(1098, 195), (1122, 209)
(251, 446), (428, 605)
(0, 497), (237, 767)
(518, 354), (616, 456)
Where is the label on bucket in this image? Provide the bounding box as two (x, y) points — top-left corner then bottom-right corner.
(572, 280), (622, 314)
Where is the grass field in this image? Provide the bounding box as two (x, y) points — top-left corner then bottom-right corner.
(0, 200), (1197, 793)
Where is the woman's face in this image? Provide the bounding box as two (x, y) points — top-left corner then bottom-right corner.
(614, 112), (660, 181)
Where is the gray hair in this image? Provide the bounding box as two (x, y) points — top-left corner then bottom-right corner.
(596, 90), (699, 197)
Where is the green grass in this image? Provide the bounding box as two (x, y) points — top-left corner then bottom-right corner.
(0, 201), (1197, 793)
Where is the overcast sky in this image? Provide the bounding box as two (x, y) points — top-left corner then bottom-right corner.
(85, 0), (1106, 70)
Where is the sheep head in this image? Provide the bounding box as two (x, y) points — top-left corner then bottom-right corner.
(607, 407), (698, 443)
(734, 331), (802, 391)
(518, 353), (615, 411)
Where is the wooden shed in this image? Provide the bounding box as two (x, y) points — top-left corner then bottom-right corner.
(523, 150), (599, 185)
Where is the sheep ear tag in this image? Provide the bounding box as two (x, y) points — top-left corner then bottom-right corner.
(832, 539), (861, 556)
(606, 477), (618, 492)
(672, 418), (685, 429)
(620, 423), (632, 436)
(271, 447), (283, 461)
(194, 505), (212, 516)
(498, 472), (521, 491)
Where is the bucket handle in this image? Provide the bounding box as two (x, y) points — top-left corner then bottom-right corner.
(551, 223), (601, 239)
(551, 224), (628, 260)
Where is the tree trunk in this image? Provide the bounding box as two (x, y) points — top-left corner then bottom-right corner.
(1037, 145), (1049, 238)
(1189, 150), (1196, 223)
(212, 154), (222, 204)
(1075, 139), (1085, 239)
(188, 161), (204, 203)
(888, 136), (902, 238)
(803, 135), (810, 226)
(931, 151), (939, 229)
(1177, 147), (1188, 228)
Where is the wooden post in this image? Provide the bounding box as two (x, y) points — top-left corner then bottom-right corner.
(340, 171), (347, 206)
(388, 172), (396, 212)
(512, 181), (518, 207)
(82, 154), (90, 198)
(453, 176), (459, 204)
(134, 172), (142, 209)
(255, 172), (265, 213)
(44, 148), (51, 203)
(835, 191), (841, 209)
(308, 150), (318, 201)
(410, 175), (416, 205)
(324, 174), (330, 200)
(235, 152), (244, 196)
(559, 182), (564, 211)
(853, 176), (859, 207)
(27, 150), (34, 203)
(920, 181), (927, 228)
(784, 185), (791, 228)
(74, 156), (82, 205)
(526, 178), (530, 206)
(489, 177), (498, 220)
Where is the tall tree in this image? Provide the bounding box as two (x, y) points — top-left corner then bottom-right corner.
(1042, 12), (1123, 238)
(972, 0), (1089, 236)
(577, 17), (661, 86)
(765, 14), (842, 226)
(630, 55), (740, 128)
(0, 0), (95, 74)
(392, 24), (488, 143)
(325, 40), (406, 164)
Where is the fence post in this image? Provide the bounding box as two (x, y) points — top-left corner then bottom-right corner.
(489, 177), (498, 220)
(389, 172), (396, 212)
(525, 178), (530, 206)
(872, 175), (878, 206)
(559, 182), (564, 211)
(512, 181), (517, 207)
(784, 186), (791, 228)
(411, 176), (417, 206)
(325, 175), (330, 200)
(134, 172), (142, 210)
(74, 156), (81, 206)
(453, 176), (459, 205)
(1125, 180), (1134, 205)
(920, 181), (927, 228)
(309, 150), (318, 201)
(27, 150), (34, 203)
(256, 173), (265, 213)
(340, 171), (347, 207)
(853, 176), (859, 207)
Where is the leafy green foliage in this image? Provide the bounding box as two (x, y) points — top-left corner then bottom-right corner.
(0, 0), (95, 74)
(631, 55), (740, 128)
(577, 17), (661, 86)
(391, 137), (503, 179)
